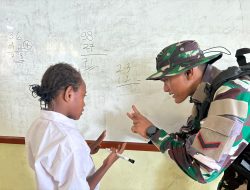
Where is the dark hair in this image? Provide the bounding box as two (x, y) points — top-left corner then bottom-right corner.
(30, 63), (83, 109)
(197, 63), (208, 72)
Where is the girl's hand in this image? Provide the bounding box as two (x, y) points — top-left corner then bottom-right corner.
(103, 142), (127, 166)
(89, 130), (106, 154)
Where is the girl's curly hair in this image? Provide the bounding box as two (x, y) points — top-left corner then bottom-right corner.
(30, 63), (83, 109)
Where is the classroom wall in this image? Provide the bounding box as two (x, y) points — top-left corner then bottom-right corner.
(1, 0), (250, 142)
(0, 143), (221, 190)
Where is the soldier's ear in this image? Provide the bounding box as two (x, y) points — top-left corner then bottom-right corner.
(184, 68), (194, 80)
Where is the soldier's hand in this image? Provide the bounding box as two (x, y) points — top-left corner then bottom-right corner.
(127, 105), (153, 138)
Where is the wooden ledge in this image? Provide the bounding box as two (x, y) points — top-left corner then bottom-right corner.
(0, 136), (159, 151)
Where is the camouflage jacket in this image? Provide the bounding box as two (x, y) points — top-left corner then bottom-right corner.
(150, 65), (250, 183)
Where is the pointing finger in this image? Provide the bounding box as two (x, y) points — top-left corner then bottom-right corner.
(132, 105), (141, 115)
(126, 112), (134, 120)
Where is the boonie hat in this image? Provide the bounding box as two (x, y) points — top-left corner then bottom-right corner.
(147, 40), (223, 80)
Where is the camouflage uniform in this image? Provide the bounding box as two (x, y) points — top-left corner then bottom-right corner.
(147, 40), (250, 189)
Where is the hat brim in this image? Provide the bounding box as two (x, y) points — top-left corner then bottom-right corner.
(146, 53), (222, 80)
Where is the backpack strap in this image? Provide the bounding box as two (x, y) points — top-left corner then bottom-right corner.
(235, 48), (250, 67)
(231, 143), (250, 180)
(206, 66), (249, 98)
(199, 66), (250, 121)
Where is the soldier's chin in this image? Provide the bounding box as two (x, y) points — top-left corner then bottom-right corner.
(174, 97), (185, 104)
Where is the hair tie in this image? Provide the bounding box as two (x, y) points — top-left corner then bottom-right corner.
(29, 84), (53, 103)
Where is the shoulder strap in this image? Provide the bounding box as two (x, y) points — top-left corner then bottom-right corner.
(206, 66), (250, 99)
(235, 48), (250, 67)
(209, 47), (250, 99)
(199, 66), (250, 121)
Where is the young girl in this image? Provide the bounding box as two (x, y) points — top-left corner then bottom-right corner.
(26, 63), (126, 190)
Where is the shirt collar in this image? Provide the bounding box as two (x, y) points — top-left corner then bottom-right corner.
(201, 64), (221, 83)
(190, 65), (221, 103)
(40, 110), (76, 128)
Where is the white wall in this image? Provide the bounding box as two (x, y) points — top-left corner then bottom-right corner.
(0, 0), (250, 142)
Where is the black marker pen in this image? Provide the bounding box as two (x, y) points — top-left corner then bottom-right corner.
(105, 148), (135, 164)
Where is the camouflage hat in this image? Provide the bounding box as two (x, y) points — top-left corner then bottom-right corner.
(147, 40), (223, 80)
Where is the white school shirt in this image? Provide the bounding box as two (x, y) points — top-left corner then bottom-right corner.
(25, 110), (99, 190)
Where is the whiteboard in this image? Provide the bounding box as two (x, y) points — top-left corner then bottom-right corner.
(0, 0), (250, 142)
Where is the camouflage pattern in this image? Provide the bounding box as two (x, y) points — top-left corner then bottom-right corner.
(147, 40), (222, 80)
(149, 65), (250, 184)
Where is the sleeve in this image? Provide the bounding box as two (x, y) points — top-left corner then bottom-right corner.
(150, 79), (250, 183)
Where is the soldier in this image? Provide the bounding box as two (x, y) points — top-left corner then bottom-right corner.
(127, 40), (250, 189)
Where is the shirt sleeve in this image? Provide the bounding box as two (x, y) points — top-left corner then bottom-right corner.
(150, 79), (250, 183)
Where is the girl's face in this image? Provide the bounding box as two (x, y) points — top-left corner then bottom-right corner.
(69, 82), (86, 120)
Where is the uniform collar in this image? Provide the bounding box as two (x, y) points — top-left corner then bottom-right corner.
(201, 64), (221, 83)
(191, 65), (221, 103)
(40, 110), (76, 128)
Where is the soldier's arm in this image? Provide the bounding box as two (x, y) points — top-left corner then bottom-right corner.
(149, 79), (250, 183)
